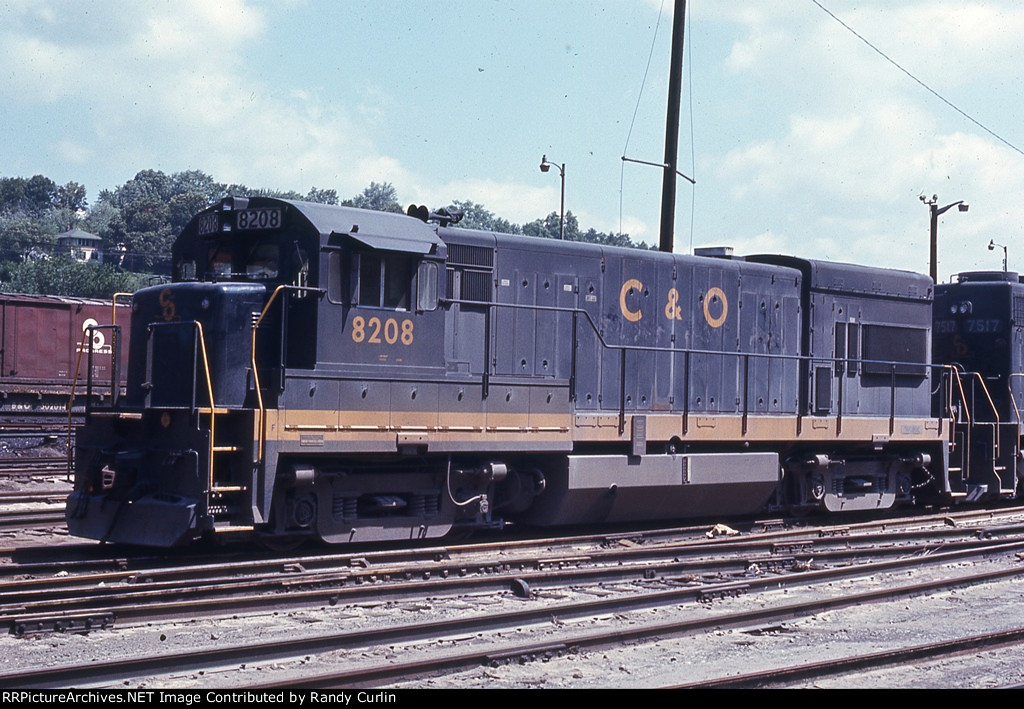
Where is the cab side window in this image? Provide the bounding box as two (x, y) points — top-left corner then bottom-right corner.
(357, 252), (412, 310)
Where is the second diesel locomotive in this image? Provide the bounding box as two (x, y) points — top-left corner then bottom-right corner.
(934, 270), (1024, 500)
(65, 197), (1012, 546)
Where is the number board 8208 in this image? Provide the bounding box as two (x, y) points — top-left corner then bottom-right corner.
(237, 208), (283, 231)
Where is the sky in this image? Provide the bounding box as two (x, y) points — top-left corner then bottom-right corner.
(2, 0), (1023, 281)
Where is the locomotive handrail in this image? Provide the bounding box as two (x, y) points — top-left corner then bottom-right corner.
(144, 320), (217, 411)
(192, 321), (218, 492)
(1008, 373), (1024, 427)
(250, 284), (325, 464)
(947, 367), (1002, 456)
(110, 292), (133, 327)
(66, 327), (89, 480)
(967, 370), (1001, 434)
(66, 323), (123, 479)
(949, 367), (973, 423)
(450, 296), (936, 437)
(145, 320), (219, 490)
(84, 325), (123, 413)
(450, 296), (932, 370)
(941, 364), (959, 444)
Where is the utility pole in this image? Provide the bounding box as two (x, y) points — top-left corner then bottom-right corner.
(921, 194), (968, 283)
(659, 0), (686, 254)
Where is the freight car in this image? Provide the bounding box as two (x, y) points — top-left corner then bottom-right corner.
(65, 197), (1002, 547)
(0, 293), (130, 416)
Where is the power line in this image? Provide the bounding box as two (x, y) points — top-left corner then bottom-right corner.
(620, 0), (667, 238)
(812, 0), (1024, 158)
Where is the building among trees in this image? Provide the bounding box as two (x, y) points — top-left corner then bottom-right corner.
(55, 228), (103, 262)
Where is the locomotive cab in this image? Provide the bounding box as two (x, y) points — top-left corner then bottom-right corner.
(69, 197), (330, 545)
(68, 197), (459, 546)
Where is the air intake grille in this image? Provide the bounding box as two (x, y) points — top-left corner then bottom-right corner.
(447, 268), (493, 302)
(448, 243), (494, 268)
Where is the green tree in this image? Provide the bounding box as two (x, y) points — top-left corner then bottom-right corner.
(98, 169), (172, 206)
(170, 170), (225, 201)
(0, 214), (55, 261)
(82, 202), (120, 235)
(578, 228), (653, 249)
(3, 258), (148, 298)
(55, 181), (88, 212)
(444, 200), (521, 233)
(225, 184), (305, 201)
(305, 187), (339, 205)
(343, 182), (402, 213)
(522, 211), (580, 241)
(0, 175), (62, 216)
(97, 170), (223, 272)
(168, 192), (215, 235)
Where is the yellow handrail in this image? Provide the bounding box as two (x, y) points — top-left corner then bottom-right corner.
(191, 321), (219, 491)
(249, 284), (323, 464)
(110, 292), (132, 326)
(65, 331), (89, 480)
(67, 294), (132, 479)
(250, 285), (289, 465)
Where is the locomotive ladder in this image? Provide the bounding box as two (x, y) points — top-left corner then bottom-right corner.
(1003, 373), (1024, 495)
(201, 407), (253, 534)
(947, 368), (1013, 498)
(187, 321), (253, 535)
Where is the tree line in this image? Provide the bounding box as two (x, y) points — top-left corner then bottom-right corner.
(0, 170), (648, 298)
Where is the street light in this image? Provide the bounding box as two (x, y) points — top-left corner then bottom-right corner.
(920, 194), (969, 283)
(539, 155), (565, 240)
(989, 239), (1008, 272)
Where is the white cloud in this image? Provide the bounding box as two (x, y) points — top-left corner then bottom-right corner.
(0, 1), (401, 197)
(712, 229), (791, 258)
(411, 178), (556, 225)
(691, 1), (1024, 270)
(56, 139), (93, 165)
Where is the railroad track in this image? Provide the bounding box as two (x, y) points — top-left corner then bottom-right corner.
(4, 538), (1024, 688)
(673, 626), (1024, 688)
(4, 507), (1024, 688)
(0, 508), (66, 532)
(0, 413), (81, 433)
(0, 456), (70, 484)
(0, 490), (67, 505)
(4, 502), (1018, 574)
(11, 529), (1019, 631)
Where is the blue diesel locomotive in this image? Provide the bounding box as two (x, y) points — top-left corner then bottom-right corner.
(64, 197), (1010, 546)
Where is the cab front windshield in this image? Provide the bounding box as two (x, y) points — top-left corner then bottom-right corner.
(205, 237), (280, 281)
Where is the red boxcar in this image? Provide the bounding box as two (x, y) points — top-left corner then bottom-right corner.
(0, 294), (131, 413)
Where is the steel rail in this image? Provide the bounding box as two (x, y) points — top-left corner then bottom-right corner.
(0, 510), (66, 531)
(6, 512), (1024, 599)
(7, 532), (1022, 632)
(255, 552), (1024, 688)
(672, 626), (1024, 688)
(5, 531), (1024, 657)
(6, 541), (1024, 689)
(5, 504), (1024, 589)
